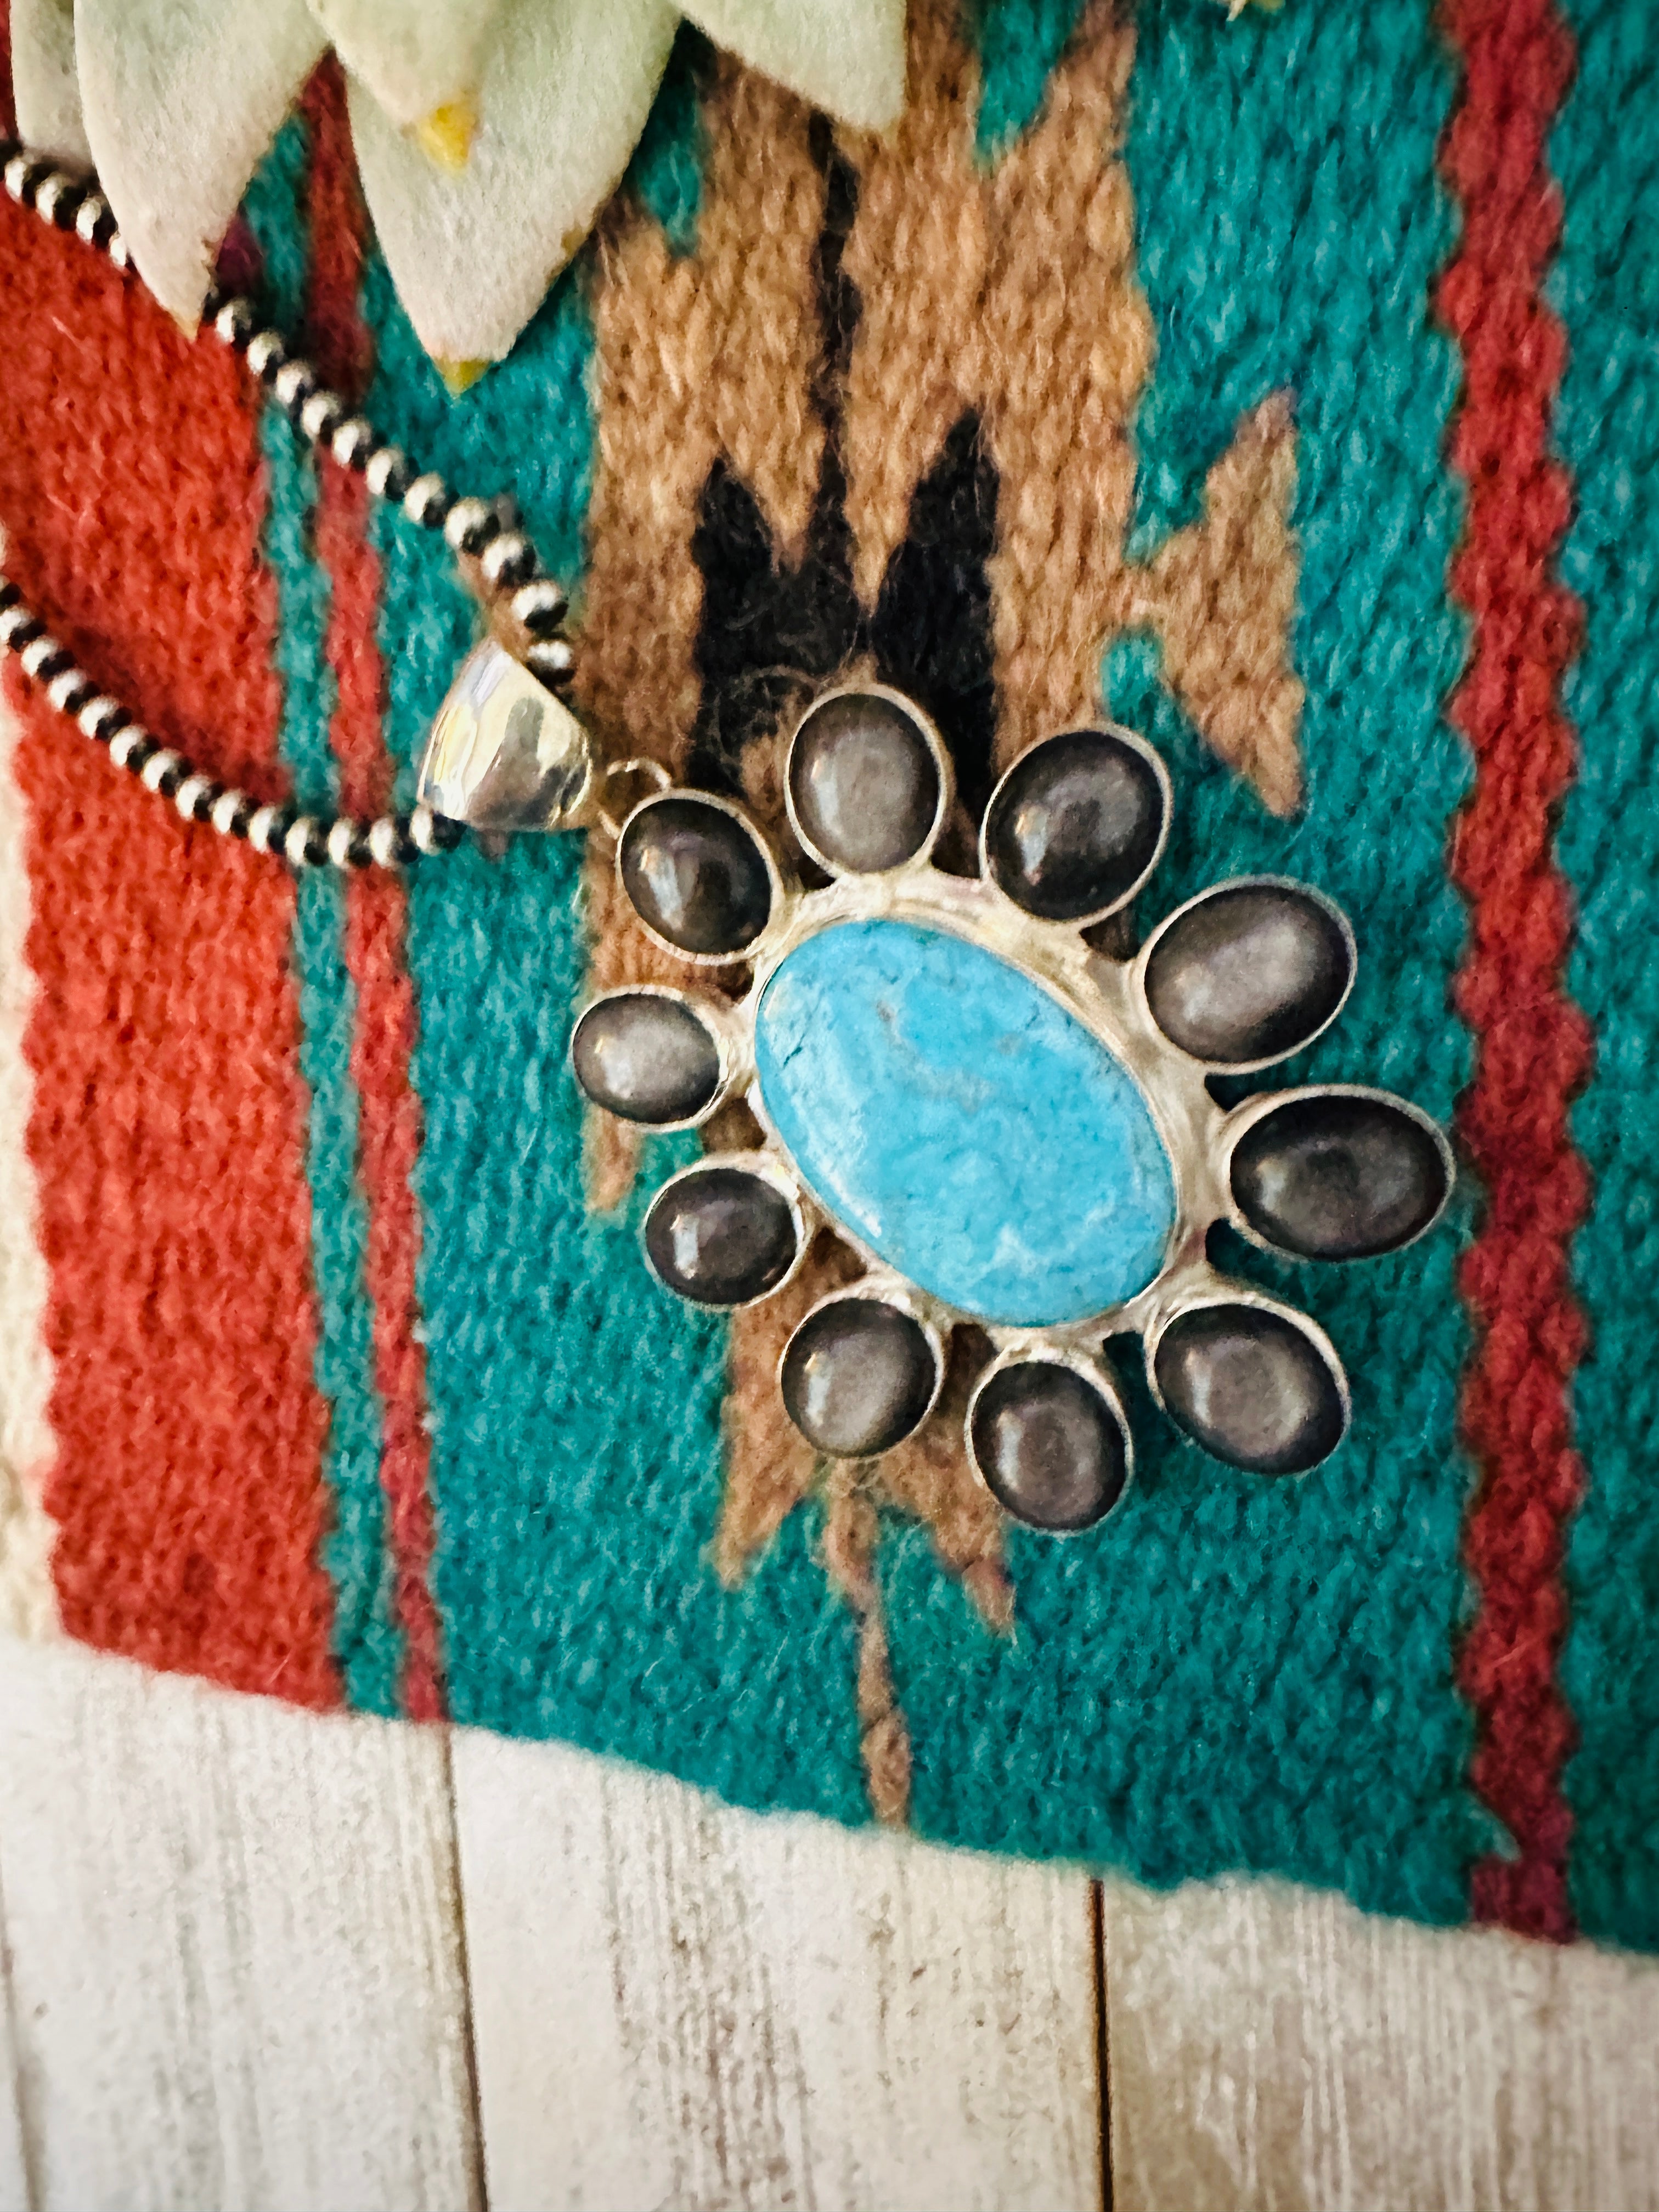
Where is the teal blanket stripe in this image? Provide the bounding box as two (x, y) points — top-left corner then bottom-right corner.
(629, 24), (710, 251)
(245, 122), (403, 1716)
(358, 223), (869, 1819)
(882, 0), (1490, 1921)
(973, 0), (1086, 157)
(1551, 0), (1659, 1953)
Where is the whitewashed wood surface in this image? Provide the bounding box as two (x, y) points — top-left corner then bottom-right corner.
(1107, 1865), (1659, 2212)
(2, 1635), (1658, 2212)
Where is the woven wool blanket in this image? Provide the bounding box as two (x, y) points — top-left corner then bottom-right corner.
(0, 0), (1654, 1955)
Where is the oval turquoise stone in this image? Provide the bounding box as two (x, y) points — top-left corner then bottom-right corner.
(754, 918), (1176, 1326)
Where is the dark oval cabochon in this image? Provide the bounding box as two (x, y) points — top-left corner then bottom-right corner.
(572, 993), (722, 1125)
(1144, 882), (1352, 1068)
(970, 1361), (1128, 1531)
(781, 1297), (940, 1457)
(984, 730), (1166, 922)
(619, 797), (774, 956)
(1155, 1304), (1347, 1474)
(644, 1167), (800, 1306)
(1231, 1093), (1450, 1261)
(789, 692), (942, 874)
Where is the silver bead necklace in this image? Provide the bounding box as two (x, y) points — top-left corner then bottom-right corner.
(1, 138), (573, 871)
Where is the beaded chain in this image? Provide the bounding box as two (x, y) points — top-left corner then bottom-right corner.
(0, 139), (578, 870)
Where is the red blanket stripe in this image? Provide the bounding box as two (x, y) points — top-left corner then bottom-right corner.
(303, 64), (446, 1720)
(0, 198), (341, 1705)
(1439, 0), (1589, 1943)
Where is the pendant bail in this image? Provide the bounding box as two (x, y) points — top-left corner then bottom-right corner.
(415, 640), (596, 833)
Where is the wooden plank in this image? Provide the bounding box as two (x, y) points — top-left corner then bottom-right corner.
(0, 1637), (481, 2212)
(1104, 1871), (1659, 2212)
(0, 1887), (30, 2212)
(451, 1728), (1103, 2212)
(0, 681), (58, 1640)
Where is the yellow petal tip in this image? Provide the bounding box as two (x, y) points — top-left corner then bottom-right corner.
(436, 356), (489, 397)
(413, 94), (478, 173)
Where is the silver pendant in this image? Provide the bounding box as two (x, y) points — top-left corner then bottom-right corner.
(417, 641), (596, 832)
(424, 671), (1453, 1531)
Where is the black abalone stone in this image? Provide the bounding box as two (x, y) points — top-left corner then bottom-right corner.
(1231, 1092), (1451, 1261)
(1144, 881), (1353, 1068)
(1154, 1304), (1347, 1474)
(788, 691), (941, 873)
(644, 1165), (799, 1306)
(618, 794), (772, 957)
(969, 1360), (1128, 1531)
(982, 729), (1166, 922)
(780, 1296), (940, 1457)
(571, 992), (722, 1126)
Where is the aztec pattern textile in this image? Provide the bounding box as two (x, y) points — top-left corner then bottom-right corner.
(1, 0), (1655, 1952)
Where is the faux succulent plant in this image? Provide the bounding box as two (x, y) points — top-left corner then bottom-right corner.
(6, 0), (906, 369)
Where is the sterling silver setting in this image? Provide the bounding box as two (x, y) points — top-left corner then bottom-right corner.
(565, 684), (1455, 1532)
(417, 640), (595, 832)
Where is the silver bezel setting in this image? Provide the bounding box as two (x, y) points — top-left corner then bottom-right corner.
(615, 787), (793, 970)
(978, 719), (1174, 928)
(1217, 1082), (1457, 1261)
(1131, 873), (1358, 1075)
(784, 681), (955, 878)
(776, 1276), (949, 1454)
(964, 1343), (1136, 1531)
(731, 856), (1231, 1357)
(1141, 1280), (1353, 1465)
(640, 1149), (811, 1312)
(568, 983), (746, 1135)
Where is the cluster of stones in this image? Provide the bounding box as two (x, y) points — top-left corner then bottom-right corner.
(572, 687), (1452, 1533)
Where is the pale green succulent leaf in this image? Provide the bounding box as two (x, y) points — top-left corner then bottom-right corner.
(75, 0), (328, 327)
(12, 0), (91, 165)
(308, 0), (501, 131)
(350, 0), (680, 365)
